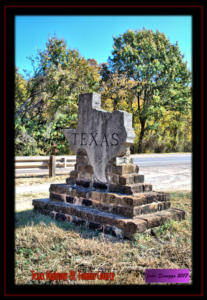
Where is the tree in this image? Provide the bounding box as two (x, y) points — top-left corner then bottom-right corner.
(15, 37), (100, 155)
(15, 68), (29, 110)
(25, 37), (100, 122)
(15, 68), (38, 155)
(109, 29), (191, 152)
(100, 70), (136, 112)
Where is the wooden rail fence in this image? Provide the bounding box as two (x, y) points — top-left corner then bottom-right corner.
(15, 155), (76, 177)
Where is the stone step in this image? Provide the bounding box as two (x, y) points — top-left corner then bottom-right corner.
(108, 183), (152, 194)
(67, 173), (145, 188)
(50, 184), (169, 206)
(63, 180), (152, 195)
(119, 174), (144, 185)
(133, 209), (186, 228)
(50, 191), (171, 218)
(88, 191), (170, 206)
(32, 198), (185, 239)
(110, 163), (139, 175)
(133, 201), (171, 216)
(68, 163), (140, 185)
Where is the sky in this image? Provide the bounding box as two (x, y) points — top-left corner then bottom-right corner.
(15, 16), (192, 79)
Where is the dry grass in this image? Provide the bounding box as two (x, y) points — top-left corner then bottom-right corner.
(15, 192), (49, 212)
(15, 191), (192, 285)
(15, 175), (69, 186)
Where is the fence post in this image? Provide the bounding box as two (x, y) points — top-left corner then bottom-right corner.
(63, 157), (66, 168)
(49, 155), (56, 177)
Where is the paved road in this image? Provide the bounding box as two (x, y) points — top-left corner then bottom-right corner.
(132, 153), (191, 191)
(132, 153), (191, 167)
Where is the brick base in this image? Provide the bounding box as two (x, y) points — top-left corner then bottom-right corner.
(33, 198), (185, 239)
(49, 184), (171, 218)
(32, 161), (186, 239)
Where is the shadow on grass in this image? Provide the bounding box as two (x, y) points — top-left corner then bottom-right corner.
(15, 207), (124, 243)
(15, 191), (191, 243)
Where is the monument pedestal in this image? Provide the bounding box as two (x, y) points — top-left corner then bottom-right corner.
(33, 162), (185, 239)
(32, 93), (185, 239)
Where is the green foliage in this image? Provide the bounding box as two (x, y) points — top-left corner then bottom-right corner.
(100, 70), (136, 113)
(15, 68), (29, 109)
(107, 28), (191, 153)
(15, 37), (100, 155)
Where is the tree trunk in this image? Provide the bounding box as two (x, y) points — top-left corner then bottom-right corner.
(113, 96), (119, 110)
(172, 127), (178, 152)
(137, 119), (146, 153)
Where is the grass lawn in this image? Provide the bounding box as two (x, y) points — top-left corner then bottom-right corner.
(15, 191), (192, 285)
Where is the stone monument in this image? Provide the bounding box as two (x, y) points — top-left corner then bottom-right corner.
(33, 93), (185, 239)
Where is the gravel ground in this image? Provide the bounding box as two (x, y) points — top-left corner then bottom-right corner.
(16, 183), (51, 194)
(139, 164), (191, 191)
